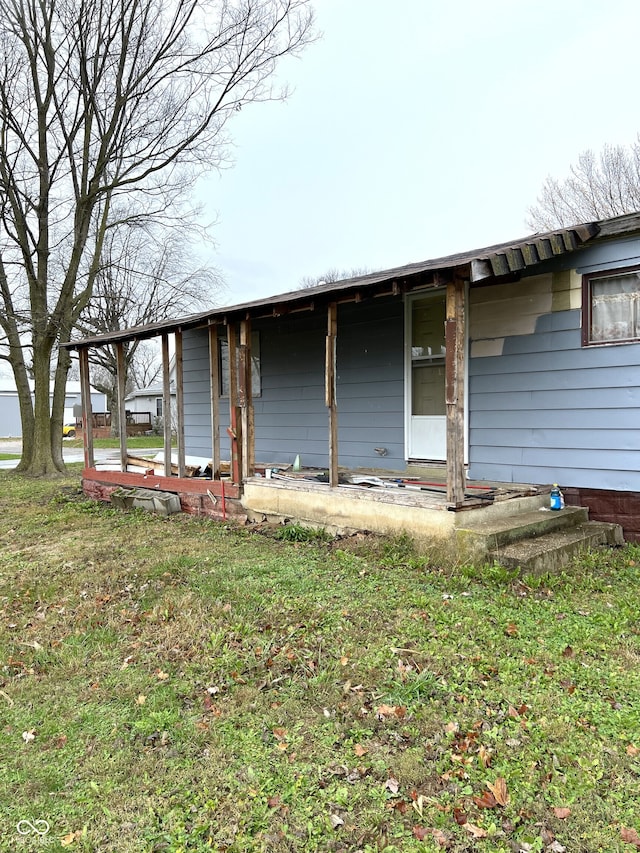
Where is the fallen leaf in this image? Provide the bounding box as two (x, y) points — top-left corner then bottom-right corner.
(431, 828), (450, 848)
(272, 727), (287, 740)
(505, 622), (518, 636)
(473, 790), (497, 809)
(553, 806), (571, 819)
(267, 795), (281, 808)
(156, 670), (169, 681)
(21, 729), (36, 743)
(562, 645), (574, 658)
(136, 694), (146, 705)
(412, 826), (430, 841)
(547, 843), (567, 852)
(621, 826), (640, 848)
(626, 744), (640, 757)
(486, 777), (510, 806)
(385, 777), (400, 794)
(329, 813), (344, 829)
(340, 656), (349, 666)
(353, 743), (368, 757)
(478, 744), (493, 767)
(453, 807), (468, 825)
(463, 822), (488, 838)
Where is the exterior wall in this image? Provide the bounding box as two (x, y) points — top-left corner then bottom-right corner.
(182, 297), (405, 470)
(468, 238), (640, 494)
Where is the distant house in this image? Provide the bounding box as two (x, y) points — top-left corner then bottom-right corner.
(0, 379), (106, 438)
(63, 212), (640, 547)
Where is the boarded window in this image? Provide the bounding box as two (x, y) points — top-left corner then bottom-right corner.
(584, 267), (640, 344)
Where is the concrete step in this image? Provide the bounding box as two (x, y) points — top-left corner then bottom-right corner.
(489, 521), (624, 574)
(457, 505), (589, 552)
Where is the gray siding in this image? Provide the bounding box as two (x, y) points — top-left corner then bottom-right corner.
(182, 298), (405, 470)
(468, 309), (640, 490)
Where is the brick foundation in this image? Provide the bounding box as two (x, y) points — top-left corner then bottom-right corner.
(564, 487), (640, 543)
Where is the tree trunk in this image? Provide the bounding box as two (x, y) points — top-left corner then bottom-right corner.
(25, 337), (64, 475)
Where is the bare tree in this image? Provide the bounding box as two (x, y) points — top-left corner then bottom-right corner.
(526, 138), (640, 231)
(299, 266), (373, 289)
(0, 0), (315, 474)
(77, 221), (220, 433)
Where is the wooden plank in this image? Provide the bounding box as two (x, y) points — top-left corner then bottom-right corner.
(175, 329), (186, 478)
(79, 347), (95, 469)
(126, 454), (202, 477)
(83, 468), (240, 498)
(115, 342), (128, 472)
(161, 333), (172, 478)
(208, 324), (221, 479)
(326, 302), (339, 487)
(227, 322), (242, 484)
(240, 318), (255, 479)
(445, 278), (466, 507)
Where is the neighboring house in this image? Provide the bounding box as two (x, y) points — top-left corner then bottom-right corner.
(63, 212), (640, 543)
(0, 379), (106, 438)
(125, 357), (176, 427)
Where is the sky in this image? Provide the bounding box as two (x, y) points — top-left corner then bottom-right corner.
(196, 0), (640, 306)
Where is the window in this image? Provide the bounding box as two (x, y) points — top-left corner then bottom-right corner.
(583, 266), (640, 345)
(219, 331), (261, 397)
(156, 397), (163, 417)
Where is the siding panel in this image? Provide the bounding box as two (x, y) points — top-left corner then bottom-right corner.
(182, 298), (405, 470)
(469, 286), (640, 489)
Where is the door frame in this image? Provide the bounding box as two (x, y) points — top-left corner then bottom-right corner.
(404, 289), (469, 463)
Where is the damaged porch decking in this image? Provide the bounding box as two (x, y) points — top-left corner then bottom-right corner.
(82, 455), (543, 544)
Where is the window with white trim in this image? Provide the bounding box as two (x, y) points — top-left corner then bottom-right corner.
(583, 266), (640, 345)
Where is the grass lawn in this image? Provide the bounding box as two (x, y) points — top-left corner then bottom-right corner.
(64, 436), (171, 450)
(1, 469), (639, 852)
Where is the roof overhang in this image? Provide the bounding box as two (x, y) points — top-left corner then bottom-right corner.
(62, 212), (640, 351)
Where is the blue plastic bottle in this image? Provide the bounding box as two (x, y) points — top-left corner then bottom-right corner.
(550, 484), (562, 511)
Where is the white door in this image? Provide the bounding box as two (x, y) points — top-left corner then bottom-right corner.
(406, 292), (447, 461)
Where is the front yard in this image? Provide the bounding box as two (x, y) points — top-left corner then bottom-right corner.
(0, 469), (639, 852)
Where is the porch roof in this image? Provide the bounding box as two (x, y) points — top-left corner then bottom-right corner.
(61, 211), (640, 351)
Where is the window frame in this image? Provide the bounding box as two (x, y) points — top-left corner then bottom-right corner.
(582, 264), (640, 347)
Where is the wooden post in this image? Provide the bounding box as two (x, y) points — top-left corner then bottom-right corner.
(208, 324), (221, 479)
(175, 329), (186, 478)
(326, 302), (338, 487)
(79, 347), (94, 469)
(445, 277), (466, 506)
(227, 322), (242, 485)
(239, 318), (254, 479)
(161, 333), (172, 478)
(115, 342), (128, 472)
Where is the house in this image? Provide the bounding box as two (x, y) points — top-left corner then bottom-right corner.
(0, 379), (106, 438)
(62, 212), (640, 554)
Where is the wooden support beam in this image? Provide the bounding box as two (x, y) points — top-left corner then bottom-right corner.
(161, 334), (172, 478)
(445, 278), (466, 507)
(239, 318), (254, 479)
(326, 302), (339, 487)
(174, 329), (186, 478)
(79, 347), (95, 469)
(115, 342), (128, 472)
(208, 324), (221, 479)
(227, 322), (242, 485)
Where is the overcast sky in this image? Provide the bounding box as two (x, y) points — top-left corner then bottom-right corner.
(196, 0), (640, 306)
